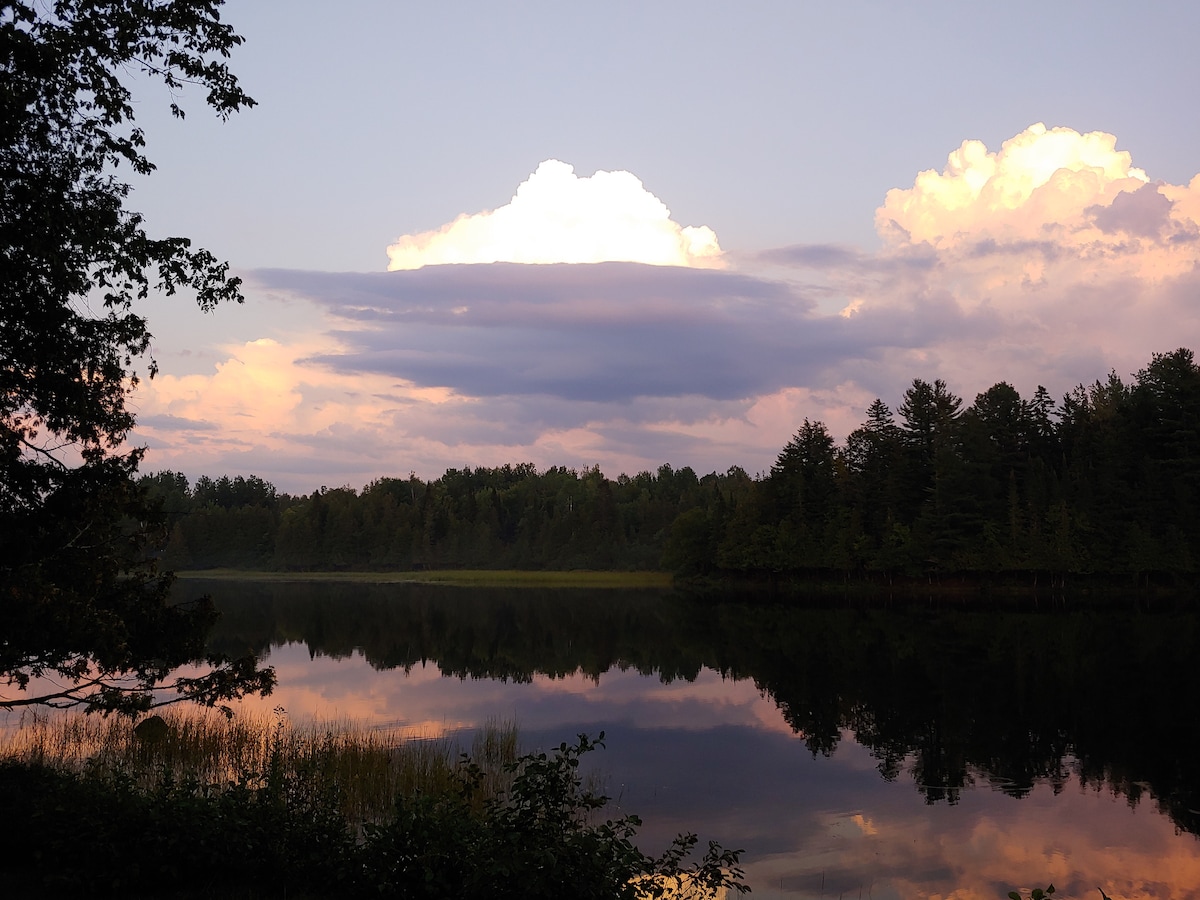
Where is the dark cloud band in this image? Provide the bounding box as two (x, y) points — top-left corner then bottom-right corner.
(250, 262), (909, 402)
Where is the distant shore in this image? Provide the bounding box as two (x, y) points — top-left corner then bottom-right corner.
(172, 567), (1200, 600)
(174, 568), (673, 589)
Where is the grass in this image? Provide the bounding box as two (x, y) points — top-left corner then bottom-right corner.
(0, 707), (521, 824)
(1, 710), (745, 898)
(175, 568), (673, 589)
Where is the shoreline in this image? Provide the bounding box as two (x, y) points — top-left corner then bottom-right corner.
(174, 568), (673, 589)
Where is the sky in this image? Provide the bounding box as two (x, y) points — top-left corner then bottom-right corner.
(123, 0), (1200, 493)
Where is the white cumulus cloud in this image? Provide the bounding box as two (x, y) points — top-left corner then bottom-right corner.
(876, 123), (1155, 249)
(386, 160), (724, 270)
(134, 127), (1200, 495)
(777, 123), (1200, 403)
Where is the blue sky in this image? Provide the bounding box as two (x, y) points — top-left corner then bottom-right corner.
(126, 0), (1200, 491)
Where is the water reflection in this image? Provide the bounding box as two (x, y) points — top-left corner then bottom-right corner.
(225, 642), (782, 739)
(192, 579), (1200, 898)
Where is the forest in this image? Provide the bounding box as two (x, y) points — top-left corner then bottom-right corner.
(143, 347), (1200, 587)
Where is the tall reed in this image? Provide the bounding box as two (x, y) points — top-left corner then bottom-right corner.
(0, 708), (521, 824)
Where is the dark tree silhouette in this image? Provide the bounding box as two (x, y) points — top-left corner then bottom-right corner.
(1, 1), (273, 714)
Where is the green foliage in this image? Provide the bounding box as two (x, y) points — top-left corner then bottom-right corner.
(0, 732), (747, 899)
(1, 1), (274, 712)
(362, 733), (747, 899)
(0, 706), (517, 825)
(1007, 885), (1114, 900)
(0, 754), (356, 897)
(146, 348), (1200, 590)
(1008, 886), (1054, 900)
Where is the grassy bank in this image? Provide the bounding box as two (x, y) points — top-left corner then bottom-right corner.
(1, 708), (519, 824)
(0, 708), (745, 898)
(176, 568), (673, 589)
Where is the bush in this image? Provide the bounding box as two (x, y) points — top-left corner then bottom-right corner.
(0, 733), (747, 899)
(361, 732), (747, 899)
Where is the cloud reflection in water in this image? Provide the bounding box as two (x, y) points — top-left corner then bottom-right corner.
(226, 641), (1200, 900)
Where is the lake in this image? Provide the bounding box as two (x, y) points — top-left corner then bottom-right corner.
(192, 578), (1200, 899)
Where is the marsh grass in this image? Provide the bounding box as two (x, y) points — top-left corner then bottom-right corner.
(177, 568), (672, 588)
(1, 715), (748, 898)
(0, 708), (522, 824)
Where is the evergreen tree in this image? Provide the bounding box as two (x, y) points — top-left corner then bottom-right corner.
(770, 419), (837, 569)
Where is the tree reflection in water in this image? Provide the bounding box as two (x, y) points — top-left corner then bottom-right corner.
(196, 580), (1200, 897)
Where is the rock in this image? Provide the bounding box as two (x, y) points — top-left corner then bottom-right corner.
(133, 714), (170, 744)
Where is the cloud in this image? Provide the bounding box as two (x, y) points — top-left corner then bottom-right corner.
(257, 264), (810, 402)
(385, 160), (723, 269)
(866, 121), (1200, 360)
(783, 123), (1200, 396)
(1089, 181), (1175, 238)
(130, 276), (919, 491)
(875, 123), (1152, 249)
(756, 242), (937, 274)
(252, 262), (983, 404)
(132, 130), (1200, 493)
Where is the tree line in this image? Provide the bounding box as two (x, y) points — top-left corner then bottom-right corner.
(143, 347), (1200, 586)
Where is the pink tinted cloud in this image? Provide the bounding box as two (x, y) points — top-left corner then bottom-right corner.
(131, 132), (1200, 490)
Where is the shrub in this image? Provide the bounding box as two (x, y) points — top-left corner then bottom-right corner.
(0, 729), (747, 899)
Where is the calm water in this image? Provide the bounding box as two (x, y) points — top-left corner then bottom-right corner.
(192, 579), (1200, 899)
